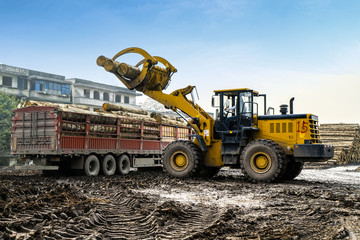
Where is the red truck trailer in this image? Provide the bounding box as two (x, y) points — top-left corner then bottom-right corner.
(11, 106), (191, 176)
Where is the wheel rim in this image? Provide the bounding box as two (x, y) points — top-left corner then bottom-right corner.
(121, 159), (129, 171)
(250, 152), (272, 173)
(89, 160), (97, 173)
(106, 160), (114, 171)
(170, 151), (189, 171)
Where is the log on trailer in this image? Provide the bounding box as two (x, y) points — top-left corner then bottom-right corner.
(102, 103), (148, 115)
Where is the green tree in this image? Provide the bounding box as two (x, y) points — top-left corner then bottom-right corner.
(0, 91), (19, 153)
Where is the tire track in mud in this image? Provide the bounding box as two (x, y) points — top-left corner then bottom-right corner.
(0, 173), (229, 239)
(1, 169), (360, 239)
(76, 184), (226, 240)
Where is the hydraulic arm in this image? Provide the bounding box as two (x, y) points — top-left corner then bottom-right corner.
(97, 47), (216, 147)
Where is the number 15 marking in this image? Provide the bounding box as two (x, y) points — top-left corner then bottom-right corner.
(297, 121), (308, 133)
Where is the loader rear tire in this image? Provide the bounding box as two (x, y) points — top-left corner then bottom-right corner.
(84, 155), (100, 176)
(281, 157), (304, 180)
(240, 139), (286, 183)
(102, 155), (116, 176)
(162, 140), (202, 178)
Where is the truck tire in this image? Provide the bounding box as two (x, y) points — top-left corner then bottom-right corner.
(102, 155), (116, 176)
(117, 155), (130, 175)
(84, 155), (100, 176)
(281, 157), (304, 180)
(162, 140), (202, 178)
(240, 139), (286, 183)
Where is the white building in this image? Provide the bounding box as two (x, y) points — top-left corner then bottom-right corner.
(0, 64), (71, 104)
(0, 64), (141, 110)
(66, 78), (141, 111)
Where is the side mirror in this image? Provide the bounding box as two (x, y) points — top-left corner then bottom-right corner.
(211, 95), (220, 107)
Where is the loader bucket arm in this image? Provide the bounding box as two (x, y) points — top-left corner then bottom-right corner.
(97, 47), (215, 146)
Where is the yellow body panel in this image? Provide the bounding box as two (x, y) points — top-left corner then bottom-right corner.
(202, 140), (224, 167)
(253, 114), (320, 155)
(214, 88), (259, 95)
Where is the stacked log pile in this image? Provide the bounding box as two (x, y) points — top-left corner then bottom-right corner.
(319, 123), (360, 165)
(19, 101), (187, 140)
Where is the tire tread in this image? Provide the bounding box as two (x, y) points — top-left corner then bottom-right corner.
(240, 139), (287, 183)
(162, 140), (202, 178)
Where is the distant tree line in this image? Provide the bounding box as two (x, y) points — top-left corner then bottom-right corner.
(0, 91), (19, 154)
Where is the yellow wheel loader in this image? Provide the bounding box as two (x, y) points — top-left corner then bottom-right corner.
(97, 47), (334, 182)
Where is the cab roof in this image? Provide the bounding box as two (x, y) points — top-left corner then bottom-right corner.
(214, 88), (259, 96)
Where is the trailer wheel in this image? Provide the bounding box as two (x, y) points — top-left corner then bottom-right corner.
(281, 157), (304, 180)
(102, 155), (116, 176)
(240, 139), (286, 183)
(117, 155), (130, 175)
(162, 140), (202, 178)
(84, 155), (100, 176)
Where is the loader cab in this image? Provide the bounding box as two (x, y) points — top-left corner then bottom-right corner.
(212, 88), (259, 132)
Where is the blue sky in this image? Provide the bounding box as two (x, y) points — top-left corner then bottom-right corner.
(1, 0), (359, 123)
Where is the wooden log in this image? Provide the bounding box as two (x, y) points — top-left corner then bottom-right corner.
(150, 112), (187, 126)
(103, 103), (148, 115)
(118, 63), (141, 80)
(23, 100), (90, 111)
(319, 123), (360, 165)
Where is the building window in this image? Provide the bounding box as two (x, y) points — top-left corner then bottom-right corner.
(61, 84), (70, 95)
(115, 94), (121, 103)
(103, 92), (109, 101)
(124, 96), (129, 104)
(84, 89), (90, 98)
(3, 76), (12, 87)
(94, 91), (100, 99)
(43, 81), (70, 95)
(18, 76), (28, 90)
(35, 82), (44, 91)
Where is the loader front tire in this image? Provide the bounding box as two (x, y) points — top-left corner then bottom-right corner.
(240, 139), (286, 183)
(162, 140), (202, 178)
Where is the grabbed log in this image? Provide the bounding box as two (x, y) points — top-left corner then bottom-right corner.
(97, 47), (177, 92)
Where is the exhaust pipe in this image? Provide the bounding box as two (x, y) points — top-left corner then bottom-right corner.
(289, 97), (295, 114)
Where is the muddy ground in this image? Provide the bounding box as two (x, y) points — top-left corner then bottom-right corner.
(0, 165), (359, 240)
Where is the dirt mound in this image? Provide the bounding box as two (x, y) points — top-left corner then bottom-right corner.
(0, 169), (359, 239)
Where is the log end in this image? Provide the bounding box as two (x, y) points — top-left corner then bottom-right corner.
(96, 55), (107, 67)
(102, 103), (110, 111)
